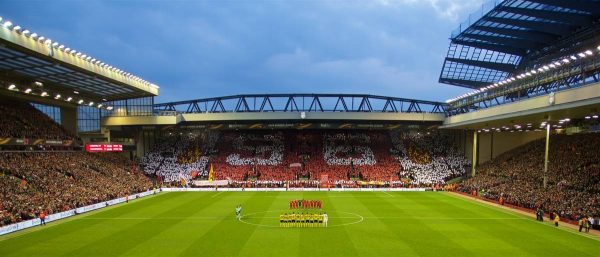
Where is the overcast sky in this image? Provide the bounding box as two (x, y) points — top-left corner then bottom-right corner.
(1, 0), (484, 103)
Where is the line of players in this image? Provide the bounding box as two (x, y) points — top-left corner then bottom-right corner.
(279, 212), (328, 227)
(289, 199), (322, 209)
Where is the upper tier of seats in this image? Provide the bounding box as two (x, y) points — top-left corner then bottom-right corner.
(0, 98), (75, 140)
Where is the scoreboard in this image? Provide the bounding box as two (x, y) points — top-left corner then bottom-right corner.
(85, 144), (123, 152)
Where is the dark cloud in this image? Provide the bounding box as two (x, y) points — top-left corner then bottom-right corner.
(0, 0), (483, 103)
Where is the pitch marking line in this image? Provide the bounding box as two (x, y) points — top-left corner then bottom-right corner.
(211, 192), (225, 198)
(381, 191), (394, 197)
(0, 192), (163, 242)
(445, 193), (600, 242)
(80, 216), (523, 220)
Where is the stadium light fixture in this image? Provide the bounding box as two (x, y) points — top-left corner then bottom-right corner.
(73, 90), (79, 94)
(66, 97), (73, 102)
(52, 42), (59, 48)
(38, 36), (45, 42)
(106, 106), (113, 111)
(3, 21), (13, 28)
(578, 52), (586, 58)
(8, 84), (16, 90)
(13, 26), (21, 32)
(585, 50), (593, 56)
(78, 99), (84, 104)
(24, 88), (32, 93)
(593, 115), (599, 119)
(585, 116), (591, 119)
(97, 104), (103, 108)
(22, 30), (30, 36)
(570, 55), (577, 60)
(564, 118), (570, 122)
(41, 92), (48, 97)
(88, 101), (94, 106)
(562, 58), (570, 63)
(31, 33), (38, 39)
(34, 81), (43, 86)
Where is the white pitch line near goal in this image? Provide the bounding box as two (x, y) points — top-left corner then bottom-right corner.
(381, 191), (394, 197)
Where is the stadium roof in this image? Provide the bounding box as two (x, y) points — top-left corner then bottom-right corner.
(439, 0), (600, 89)
(0, 17), (159, 102)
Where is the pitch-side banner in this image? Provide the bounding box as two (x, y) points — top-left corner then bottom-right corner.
(161, 187), (427, 192)
(0, 190), (156, 236)
(192, 180), (229, 187)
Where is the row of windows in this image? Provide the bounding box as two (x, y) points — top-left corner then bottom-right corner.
(32, 97), (155, 133)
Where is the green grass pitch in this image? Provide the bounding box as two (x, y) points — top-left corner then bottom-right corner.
(1, 192), (599, 257)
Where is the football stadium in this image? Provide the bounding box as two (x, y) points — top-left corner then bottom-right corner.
(1, 1), (600, 257)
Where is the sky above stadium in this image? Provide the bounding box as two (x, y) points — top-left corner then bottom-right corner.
(1, 0), (483, 103)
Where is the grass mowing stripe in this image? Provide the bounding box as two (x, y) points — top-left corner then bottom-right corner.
(236, 192), (301, 257)
(118, 192), (232, 257)
(359, 192), (477, 257)
(339, 192), (421, 257)
(56, 193), (216, 257)
(0, 192), (168, 243)
(2, 192), (600, 257)
(418, 193), (542, 256)
(444, 193), (600, 242)
(436, 193), (598, 257)
(305, 192), (359, 257)
(0, 192), (174, 257)
(176, 192), (279, 257)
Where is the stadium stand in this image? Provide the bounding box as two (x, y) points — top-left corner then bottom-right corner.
(458, 133), (600, 219)
(0, 152), (152, 226)
(392, 131), (469, 185)
(0, 98), (75, 140)
(141, 131), (218, 184)
(141, 130), (468, 187)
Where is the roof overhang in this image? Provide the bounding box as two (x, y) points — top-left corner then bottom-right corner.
(0, 19), (158, 102)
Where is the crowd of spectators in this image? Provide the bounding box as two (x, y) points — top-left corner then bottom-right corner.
(0, 152), (152, 226)
(141, 129), (468, 187)
(141, 131), (218, 183)
(0, 98), (75, 140)
(391, 131), (469, 186)
(458, 133), (600, 221)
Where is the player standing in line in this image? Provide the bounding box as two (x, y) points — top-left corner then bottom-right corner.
(235, 205), (242, 219)
(318, 212), (323, 227)
(323, 212), (328, 227)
